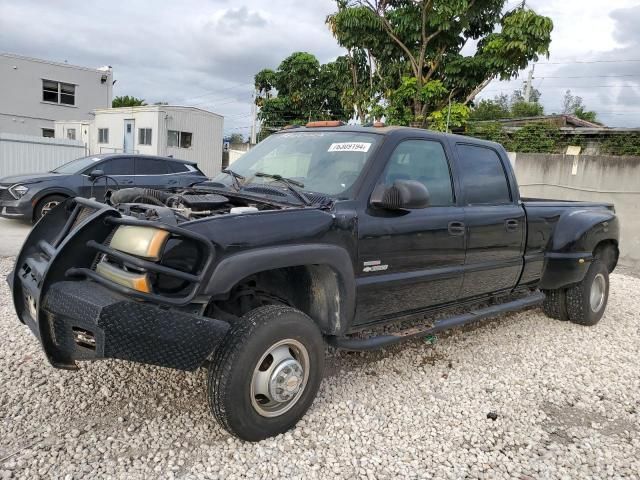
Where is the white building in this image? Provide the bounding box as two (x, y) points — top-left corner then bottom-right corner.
(56, 105), (224, 176)
(0, 53), (113, 137)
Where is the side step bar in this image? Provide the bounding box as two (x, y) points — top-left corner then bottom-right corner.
(328, 292), (545, 351)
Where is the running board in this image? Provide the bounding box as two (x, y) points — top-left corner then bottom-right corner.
(328, 292), (545, 351)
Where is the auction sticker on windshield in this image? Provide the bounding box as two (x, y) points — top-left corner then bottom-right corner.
(328, 142), (372, 153)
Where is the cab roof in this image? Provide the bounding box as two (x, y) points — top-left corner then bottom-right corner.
(274, 124), (502, 149)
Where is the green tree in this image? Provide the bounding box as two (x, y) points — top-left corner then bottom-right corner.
(327, 0), (553, 127)
(470, 88), (543, 120)
(229, 133), (245, 144)
(469, 95), (511, 120)
(112, 95), (146, 108)
(510, 100), (543, 117)
(255, 52), (351, 130)
(562, 90), (597, 122)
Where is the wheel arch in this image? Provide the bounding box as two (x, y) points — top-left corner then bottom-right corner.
(539, 209), (620, 290)
(32, 190), (74, 220)
(202, 244), (356, 335)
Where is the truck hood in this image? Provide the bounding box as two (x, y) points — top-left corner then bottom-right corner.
(182, 207), (343, 254)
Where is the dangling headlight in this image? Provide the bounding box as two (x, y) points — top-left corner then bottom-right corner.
(108, 226), (170, 261)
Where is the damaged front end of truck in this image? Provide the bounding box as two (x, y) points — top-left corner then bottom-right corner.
(9, 196), (233, 371)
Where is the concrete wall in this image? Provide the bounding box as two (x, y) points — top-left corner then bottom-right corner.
(0, 54), (112, 136)
(513, 153), (640, 269)
(0, 133), (86, 177)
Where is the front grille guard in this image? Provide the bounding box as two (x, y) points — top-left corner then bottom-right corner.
(47, 197), (215, 306)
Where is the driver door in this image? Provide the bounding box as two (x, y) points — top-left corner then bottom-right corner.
(354, 139), (466, 325)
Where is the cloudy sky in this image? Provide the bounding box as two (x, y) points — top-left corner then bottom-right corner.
(1, 0), (639, 135)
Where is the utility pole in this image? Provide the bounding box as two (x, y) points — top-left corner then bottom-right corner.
(524, 66), (535, 103)
(249, 89), (258, 145)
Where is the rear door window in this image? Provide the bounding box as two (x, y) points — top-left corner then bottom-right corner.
(456, 144), (511, 205)
(134, 158), (168, 175)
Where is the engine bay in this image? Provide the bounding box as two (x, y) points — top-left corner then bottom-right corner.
(108, 187), (284, 224)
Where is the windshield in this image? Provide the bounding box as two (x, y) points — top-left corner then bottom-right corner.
(52, 156), (103, 174)
(212, 131), (381, 198)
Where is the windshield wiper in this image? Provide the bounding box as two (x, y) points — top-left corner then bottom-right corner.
(221, 168), (245, 191)
(254, 172), (311, 206)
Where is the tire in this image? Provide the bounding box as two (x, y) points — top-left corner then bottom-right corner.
(34, 194), (67, 221)
(565, 259), (609, 326)
(542, 288), (568, 321)
(207, 305), (325, 441)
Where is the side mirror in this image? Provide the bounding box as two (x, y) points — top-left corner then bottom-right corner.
(370, 180), (430, 210)
(89, 169), (104, 180)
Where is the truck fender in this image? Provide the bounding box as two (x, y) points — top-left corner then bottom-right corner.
(539, 209), (619, 290)
(202, 244), (356, 335)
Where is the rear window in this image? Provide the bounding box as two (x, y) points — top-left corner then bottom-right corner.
(456, 144), (511, 205)
(134, 158), (168, 175)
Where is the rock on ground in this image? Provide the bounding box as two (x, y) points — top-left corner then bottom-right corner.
(0, 256), (638, 479)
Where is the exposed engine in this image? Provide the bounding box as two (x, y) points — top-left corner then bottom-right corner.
(108, 187), (281, 223)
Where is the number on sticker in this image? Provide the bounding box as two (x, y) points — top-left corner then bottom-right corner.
(328, 142), (372, 153)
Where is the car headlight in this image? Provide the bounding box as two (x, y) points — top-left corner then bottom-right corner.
(109, 226), (170, 261)
(9, 184), (28, 199)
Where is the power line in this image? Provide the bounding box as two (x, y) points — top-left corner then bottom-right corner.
(482, 85), (640, 92)
(535, 59), (640, 65)
(536, 74), (640, 79)
(180, 81), (254, 103)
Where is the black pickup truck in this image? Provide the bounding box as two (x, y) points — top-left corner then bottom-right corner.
(10, 124), (619, 441)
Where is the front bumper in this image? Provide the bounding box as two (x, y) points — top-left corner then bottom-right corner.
(11, 196), (228, 370)
(0, 198), (32, 218)
(38, 280), (228, 370)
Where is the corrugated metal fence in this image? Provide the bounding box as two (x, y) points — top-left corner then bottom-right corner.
(0, 133), (86, 177)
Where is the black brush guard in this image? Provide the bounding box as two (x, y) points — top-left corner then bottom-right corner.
(10, 197), (229, 370)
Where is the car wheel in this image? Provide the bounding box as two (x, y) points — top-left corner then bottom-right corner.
(35, 194), (67, 221)
(565, 259), (609, 326)
(542, 288), (568, 321)
(207, 305), (325, 441)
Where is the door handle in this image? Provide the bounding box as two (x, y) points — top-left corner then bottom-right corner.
(448, 221), (465, 236)
(505, 219), (519, 232)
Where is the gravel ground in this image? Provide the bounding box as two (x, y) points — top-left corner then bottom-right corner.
(0, 256), (639, 479)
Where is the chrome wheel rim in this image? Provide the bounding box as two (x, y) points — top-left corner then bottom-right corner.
(250, 339), (310, 418)
(590, 273), (606, 312)
(41, 200), (60, 216)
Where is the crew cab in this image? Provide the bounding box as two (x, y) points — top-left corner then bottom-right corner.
(9, 124), (619, 441)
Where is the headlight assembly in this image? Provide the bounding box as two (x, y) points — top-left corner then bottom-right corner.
(109, 226), (170, 261)
(9, 184), (28, 199)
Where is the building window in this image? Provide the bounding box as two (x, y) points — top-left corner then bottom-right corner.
(180, 131), (192, 149)
(67, 128), (76, 140)
(42, 80), (76, 106)
(98, 128), (109, 144)
(167, 130), (193, 148)
(42, 128), (55, 138)
(138, 128), (152, 145)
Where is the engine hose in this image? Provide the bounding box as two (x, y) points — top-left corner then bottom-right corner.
(109, 187), (173, 206)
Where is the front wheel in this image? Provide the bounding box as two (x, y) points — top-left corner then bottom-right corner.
(565, 259), (610, 326)
(34, 194), (67, 221)
(207, 305), (325, 441)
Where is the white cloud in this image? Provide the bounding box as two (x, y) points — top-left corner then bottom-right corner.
(1, 0), (639, 132)
(479, 0), (640, 127)
(0, 0), (343, 135)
